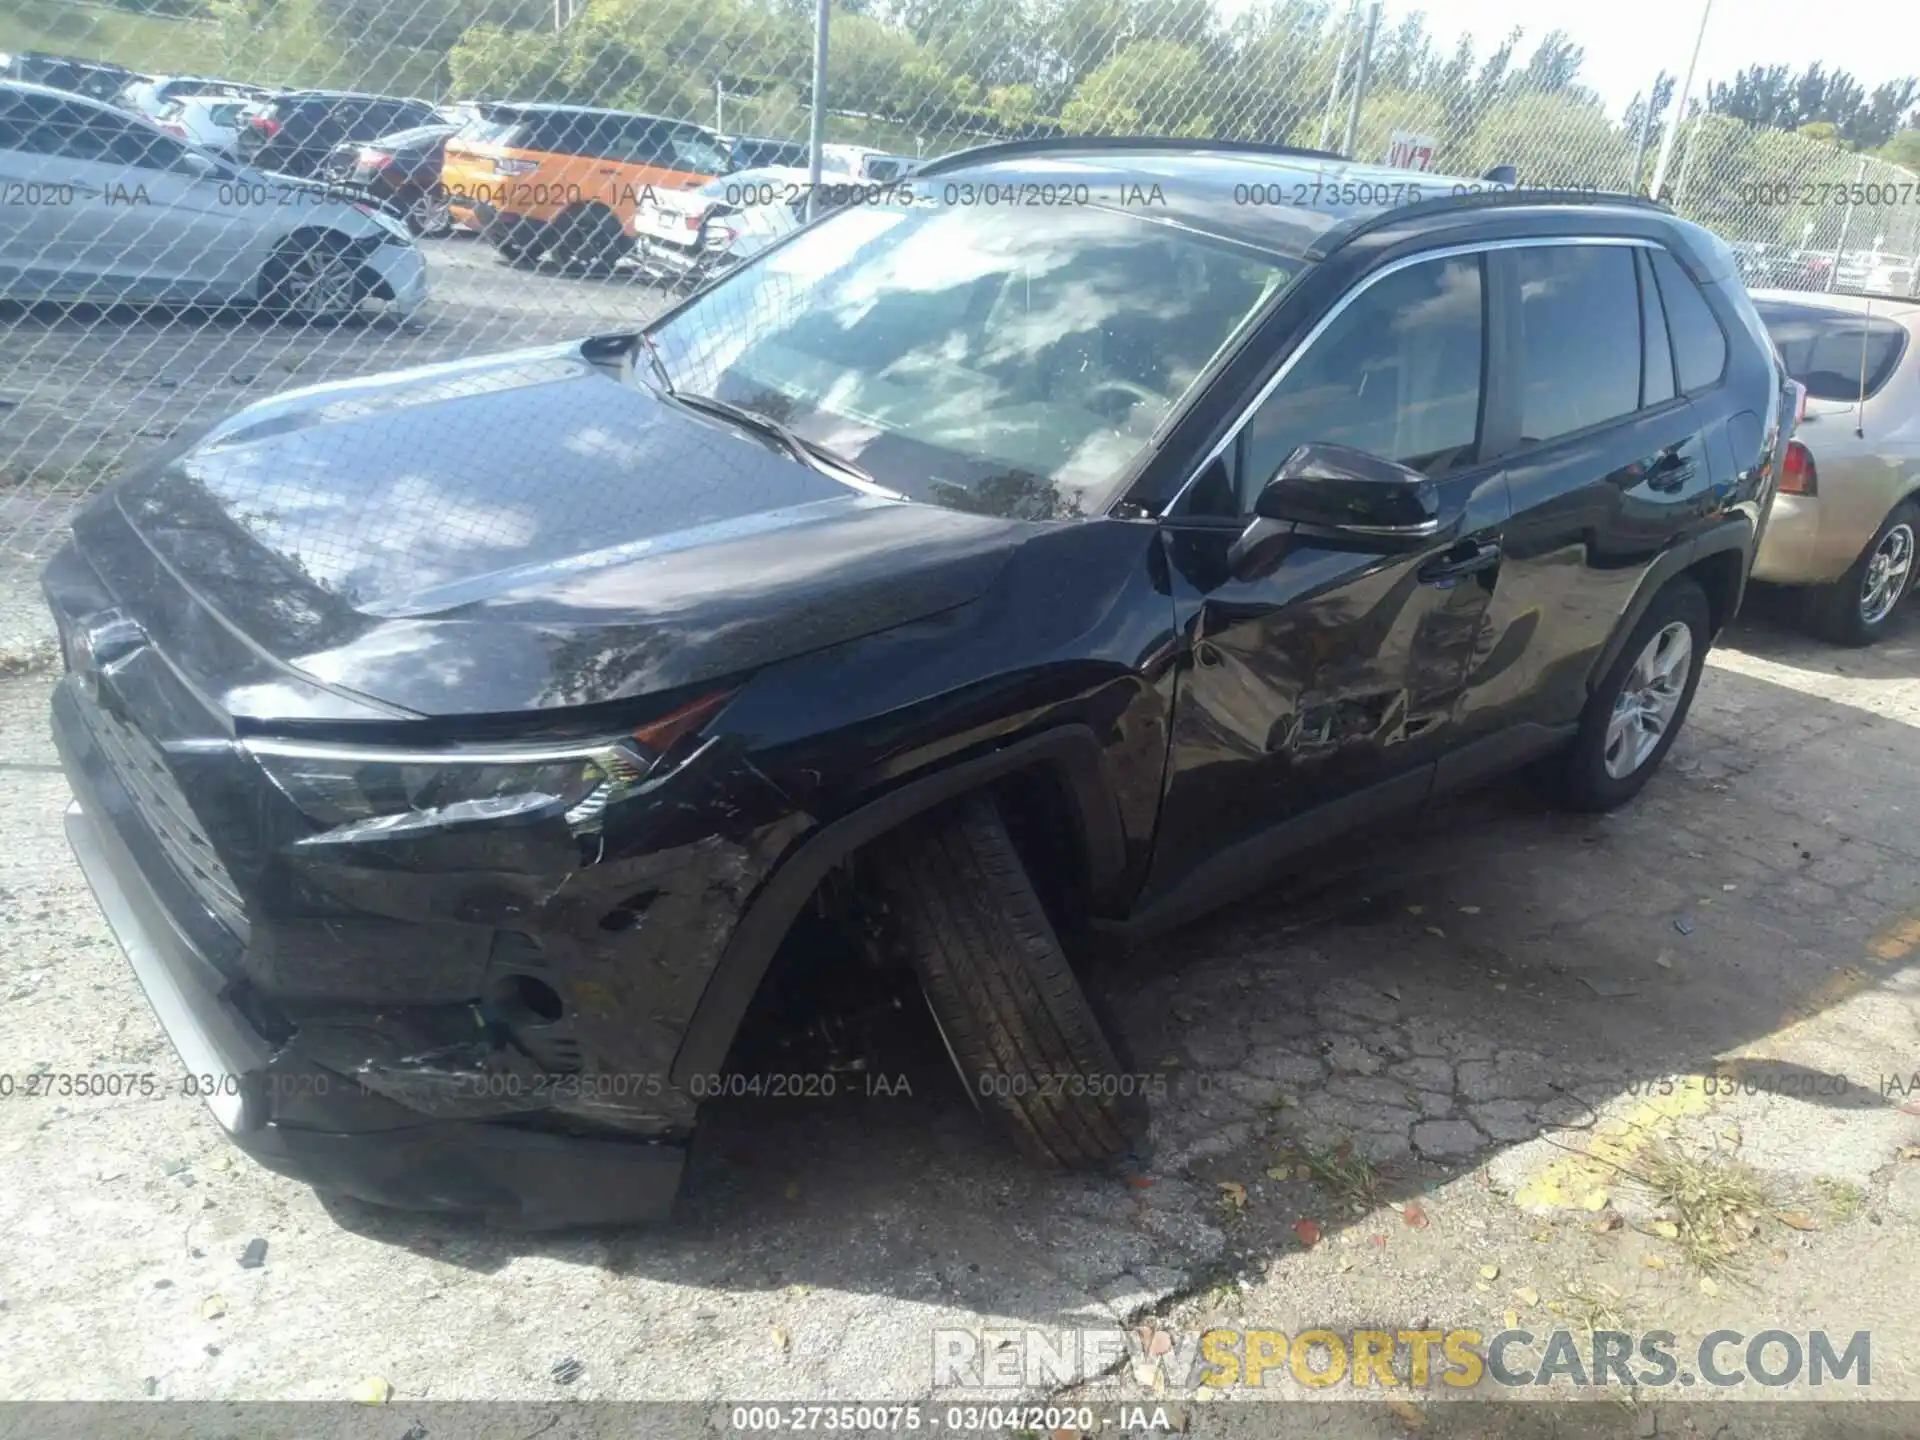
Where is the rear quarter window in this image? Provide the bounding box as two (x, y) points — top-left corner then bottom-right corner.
(1649, 248), (1728, 392)
(1756, 303), (1910, 401)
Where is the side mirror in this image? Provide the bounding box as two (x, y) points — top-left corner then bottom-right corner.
(1252, 442), (1442, 543)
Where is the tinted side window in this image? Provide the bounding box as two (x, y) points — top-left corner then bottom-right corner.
(1237, 253), (1485, 508)
(1514, 244), (1641, 445)
(103, 118), (192, 172)
(1649, 248), (1728, 392)
(1756, 303), (1909, 401)
(28, 100), (124, 163)
(1637, 249), (1676, 407)
(0, 93), (60, 154)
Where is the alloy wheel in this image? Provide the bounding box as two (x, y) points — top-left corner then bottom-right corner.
(1603, 620), (1693, 779)
(1860, 522), (1915, 626)
(283, 248), (359, 321)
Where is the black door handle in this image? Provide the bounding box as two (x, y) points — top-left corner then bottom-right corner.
(1647, 449), (1691, 493)
(1418, 539), (1502, 587)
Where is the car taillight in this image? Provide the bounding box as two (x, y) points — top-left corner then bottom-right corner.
(705, 225), (737, 249)
(160, 122), (186, 138)
(249, 115), (280, 136)
(360, 149), (395, 168)
(683, 212), (703, 231)
(492, 157), (539, 175)
(1780, 439), (1817, 496)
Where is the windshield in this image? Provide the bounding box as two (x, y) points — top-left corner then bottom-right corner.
(646, 201), (1295, 519)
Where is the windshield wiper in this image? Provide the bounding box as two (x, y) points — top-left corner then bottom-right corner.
(665, 388), (901, 499)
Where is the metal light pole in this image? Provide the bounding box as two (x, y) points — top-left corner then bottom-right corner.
(1340, 0), (1381, 160)
(806, 0), (829, 221)
(716, 78), (724, 135)
(1649, 0), (1711, 198)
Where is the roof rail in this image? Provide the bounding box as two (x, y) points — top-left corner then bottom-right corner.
(912, 134), (1348, 177)
(1308, 184), (1675, 259)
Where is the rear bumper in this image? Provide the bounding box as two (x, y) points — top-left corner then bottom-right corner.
(1753, 493), (1859, 587)
(55, 716), (686, 1230)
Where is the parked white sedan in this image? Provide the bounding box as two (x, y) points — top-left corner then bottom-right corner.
(0, 79), (426, 322)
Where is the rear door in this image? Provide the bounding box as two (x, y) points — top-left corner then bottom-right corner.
(1450, 240), (1720, 753)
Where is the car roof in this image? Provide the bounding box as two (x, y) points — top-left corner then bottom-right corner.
(916, 137), (1676, 261)
(1, 78), (123, 107)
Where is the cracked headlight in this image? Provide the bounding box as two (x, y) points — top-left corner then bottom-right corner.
(249, 738), (649, 845)
(246, 690), (734, 847)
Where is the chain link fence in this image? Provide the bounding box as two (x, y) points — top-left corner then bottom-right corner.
(3, 0), (1918, 559)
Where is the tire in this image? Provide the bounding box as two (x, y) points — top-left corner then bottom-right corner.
(556, 204), (630, 268)
(867, 791), (1148, 1168)
(406, 190), (451, 238)
(1804, 503), (1917, 647)
(1555, 577), (1712, 812)
(259, 234), (362, 324)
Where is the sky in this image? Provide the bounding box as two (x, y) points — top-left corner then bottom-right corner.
(1374, 0), (1920, 121)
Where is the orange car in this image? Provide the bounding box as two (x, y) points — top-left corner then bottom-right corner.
(441, 103), (731, 264)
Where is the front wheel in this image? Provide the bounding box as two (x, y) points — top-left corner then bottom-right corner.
(259, 234), (362, 324)
(1805, 503), (1916, 646)
(1555, 577), (1711, 812)
(866, 792), (1148, 1168)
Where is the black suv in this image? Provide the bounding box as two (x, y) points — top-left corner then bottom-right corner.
(236, 90), (441, 177)
(45, 139), (1789, 1228)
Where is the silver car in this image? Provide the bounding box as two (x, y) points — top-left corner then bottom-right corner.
(1750, 288), (1920, 643)
(0, 80), (426, 323)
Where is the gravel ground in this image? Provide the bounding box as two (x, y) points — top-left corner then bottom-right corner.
(3, 243), (1920, 1434)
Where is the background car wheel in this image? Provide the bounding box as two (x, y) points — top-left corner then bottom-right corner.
(260, 234), (361, 324)
(557, 204), (630, 268)
(407, 192), (452, 237)
(1555, 577), (1711, 812)
(1805, 503), (1917, 647)
(868, 791), (1148, 1168)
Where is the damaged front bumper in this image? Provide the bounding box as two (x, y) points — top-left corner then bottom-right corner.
(59, 776), (686, 1228)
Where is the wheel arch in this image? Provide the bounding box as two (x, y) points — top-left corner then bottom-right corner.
(669, 725), (1128, 1085)
(1587, 519), (1753, 693)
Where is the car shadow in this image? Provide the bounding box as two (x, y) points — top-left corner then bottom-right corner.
(317, 634), (1920, 1332)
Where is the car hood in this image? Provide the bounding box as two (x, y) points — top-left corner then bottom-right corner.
(89, 338), (1037, 721)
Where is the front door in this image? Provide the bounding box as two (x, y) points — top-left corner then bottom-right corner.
(1144, 250), (1511, 919)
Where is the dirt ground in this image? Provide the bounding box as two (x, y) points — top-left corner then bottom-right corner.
(3, 243), (1920, 1435)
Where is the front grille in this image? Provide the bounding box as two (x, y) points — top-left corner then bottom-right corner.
(76, 688), (250, 940)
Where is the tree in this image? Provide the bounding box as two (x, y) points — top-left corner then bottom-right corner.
(1879, 130), (1920, 169)
(1060, 38), (1211, 135)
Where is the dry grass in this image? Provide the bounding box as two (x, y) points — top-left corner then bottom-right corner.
(1627, 1144), (1775, 1279)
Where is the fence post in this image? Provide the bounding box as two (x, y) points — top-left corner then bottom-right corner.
(806, 0), (829, 221)
(1319, 0), (1361, 152)
(1625, 79), (1655, 190)
(1340, 0), (1381, 160)
(1826, 157), (1870, 291)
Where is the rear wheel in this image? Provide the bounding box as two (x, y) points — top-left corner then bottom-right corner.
(1555, 577), (1711, 812)
(1806, 503), (1916, 646)
(406, 190), (451, 237)
(556, 204), (630, 268)
(866, 792), (1147, 1168)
